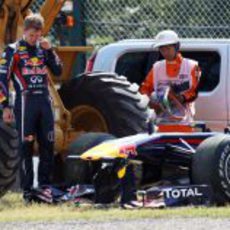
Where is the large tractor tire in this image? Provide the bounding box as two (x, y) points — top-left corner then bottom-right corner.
(0, 122), (19, 197)
(192, 134), (230, 205)
(59, 72), (151, 137)
(64, 132), (115, 186)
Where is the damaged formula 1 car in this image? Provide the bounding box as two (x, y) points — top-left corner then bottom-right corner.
(65, 89), (230, 207)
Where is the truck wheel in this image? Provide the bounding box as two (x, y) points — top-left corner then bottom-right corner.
(64, 132), (115, 185)
(0, 122), (19, 197)
(59, 72), (151, 137)
(192, 134), (230, 204)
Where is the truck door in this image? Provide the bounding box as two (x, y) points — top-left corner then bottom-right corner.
(182, 44), (228, 131)
(226, 45), (230, 129)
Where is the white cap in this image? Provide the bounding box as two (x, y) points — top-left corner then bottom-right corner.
(154, 30), (179, 48)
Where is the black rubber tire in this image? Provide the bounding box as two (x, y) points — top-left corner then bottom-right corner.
(192, 134), (230, 204)
(0, 121), (19, 197)
(0, 1), (4, 9)
(64, 132), (115, 185)
(59, 72), (151, 137)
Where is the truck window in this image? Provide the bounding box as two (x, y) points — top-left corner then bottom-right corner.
(116, 50), (220, 93)
(182, 51), (220, 92)
(115, 51), (158, 85)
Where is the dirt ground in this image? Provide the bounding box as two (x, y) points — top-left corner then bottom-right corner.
(0, 218), (230, 230)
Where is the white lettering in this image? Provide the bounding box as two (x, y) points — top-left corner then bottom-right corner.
(0, 69), (7, 74)
(164, 187), (203, 199)
(30, 75), (43, 84)
(22, 66), (47, 76)
(171, 189), (181, 198)
(180, 188), (187, 197)
(163, 188), (172, 198)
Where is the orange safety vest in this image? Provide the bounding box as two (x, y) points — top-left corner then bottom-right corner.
(140, 53), (201, 131)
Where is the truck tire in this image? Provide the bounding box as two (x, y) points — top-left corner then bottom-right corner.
(59, 72), (151, 137)
(64, 132), (115, 185)
(192, 134), (230, 204)
(0, 122), (19, 197)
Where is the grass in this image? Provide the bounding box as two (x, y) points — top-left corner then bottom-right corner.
(0, 192), (230, 222)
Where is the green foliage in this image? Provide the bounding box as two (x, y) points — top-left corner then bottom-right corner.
(83, 0), (230, 45)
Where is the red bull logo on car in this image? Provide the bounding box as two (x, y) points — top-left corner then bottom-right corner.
(119, 145), (137, 158)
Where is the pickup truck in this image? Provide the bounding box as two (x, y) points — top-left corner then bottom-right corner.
(86, 39), (227, 131)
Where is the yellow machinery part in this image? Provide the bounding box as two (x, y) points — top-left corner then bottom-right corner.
(0, 1), (100, 153)
(40, 0), (65, 36)
(0, 0), (33, 51)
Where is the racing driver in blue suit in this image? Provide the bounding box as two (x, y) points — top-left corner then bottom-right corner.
(0, 13), (62, 203)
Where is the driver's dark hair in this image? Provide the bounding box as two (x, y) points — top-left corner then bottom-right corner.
(24, 13), (44, 30)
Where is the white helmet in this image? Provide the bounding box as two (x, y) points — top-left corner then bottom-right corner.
(154, 30), (179, 48)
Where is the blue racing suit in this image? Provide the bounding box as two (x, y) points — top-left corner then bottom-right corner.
(0, 39), (62, 195)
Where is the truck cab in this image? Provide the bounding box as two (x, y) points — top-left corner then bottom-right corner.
(89, 39), (229, 131)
